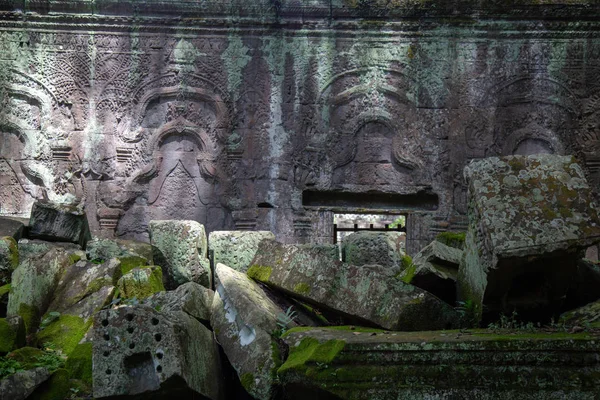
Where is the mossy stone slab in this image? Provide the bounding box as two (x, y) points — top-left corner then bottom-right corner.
(279, 327), (600, 400)
(342, 231), (405, 270)
(0, 236), (18, 285)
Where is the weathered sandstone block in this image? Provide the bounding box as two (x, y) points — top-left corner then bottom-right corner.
(458, 155), (600, 322)
(209, 230), (275, 272)
(28, 201), (91, 247)
(342, 231), (405, 270)
(249, 240), (459, 331)
(149, 220), (210, 289)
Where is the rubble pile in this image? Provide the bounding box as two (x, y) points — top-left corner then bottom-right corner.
(1, 155), (600, 399)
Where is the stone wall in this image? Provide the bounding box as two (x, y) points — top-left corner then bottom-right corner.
(0, 0), (599, 254)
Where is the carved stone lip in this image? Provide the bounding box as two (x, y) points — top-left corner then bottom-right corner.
(302, 189), (439, 212)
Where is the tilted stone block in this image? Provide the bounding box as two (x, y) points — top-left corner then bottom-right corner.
(249, 240), (459, 331)
(0, 217), (25, 241)
(212, 263), (293, 400)
(0, 236), (18, 285)
(28, 201), (91, 248)
(342, 231), (405, 270)
(93, 305), (222, 399)
(145, 282), (213, 324)
(209, 230), (275, 272)
(458, 155), (600, 321)
(149, 220), (211, 289)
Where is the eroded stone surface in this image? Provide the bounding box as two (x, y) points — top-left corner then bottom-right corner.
(209, 231), (275, 272)
(342, 231), (405, 270)
(211, 263), (292, 400)
(86, 237), (153, 264)
(0, 217), (25, 241)
(0, 236), (18, 285)
(93, 305), (222, 399)
(459, 155), (600, 321)
(250, 240), (459, 331)
(0, 367), (51, 400)
(116, 266), (165, 300)
(149, 220), (210, 289)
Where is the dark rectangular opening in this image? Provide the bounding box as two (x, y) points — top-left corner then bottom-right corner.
(302, 190), (438, 211)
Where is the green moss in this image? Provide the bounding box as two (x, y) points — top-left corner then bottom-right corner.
(7, 347), (45, 368)
(118, 255), (149, 277)
(398, 255), (417, 284)
(68, 253), (82, 265)
(117, 266), (165, 300)
(3, 236), (19, 270)
(0, 318), (17, 353)
(18, 303), (40, 335)
(35, 315), (91, 355)
(0, 283), (11, 297)
(247, 265), (272, 282)
(435, 232), (466, 249)
(85, 277), (112, 296)
(240, 372), (255, 392)
(278, 337), (346, 374)
(293, 282), (311, 295)
(283, 326), (387, 338)
(29, 368), (71, 400)
(65, 343), (92, 385)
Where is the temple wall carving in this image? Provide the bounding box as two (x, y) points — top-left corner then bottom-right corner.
(0, 1), (599, 253)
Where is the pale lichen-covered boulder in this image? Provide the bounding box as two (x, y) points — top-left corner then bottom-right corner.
(342, 231), (405, 270)
(209, 231), (275, 272)
(0, 236), (18, 285)
(145, 282), (213, 324)
(212, 263), (294, 400)
(401, 240), (463, 305)
(249, 241), (459, 331)
(149, 220), (210, 289)
(458, 155), (600, 322)
(560, 300), (600, 328)
(115, 266), (165, 300)
(93, 305), (222, 399)
(28, 201), (91, 248)
(7, 241), (82, 334)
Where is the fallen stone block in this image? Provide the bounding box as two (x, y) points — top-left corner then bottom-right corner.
(209, 231), (275, 272)
(212, 263), (294, 400)
(279, 327), (600, 400)
(0, 367), (51, 400)
(86, 237), (153, 264)
(145, 282), (213, 324)
(0, 236), (18, 285)
(28, 201), (91, 248)
(7, 241), (81, 334)
(249, 241), (459, 331)
(93, 305), (222, 399)
(342, 231), (405, 270)
(401, 240), (462, 305)
(0, 315), (25, 353)
(559, 300), (600, 328)
(116, 266), (165, 300)
(0, 217), (25, 241)
(48, 259), (120, 321)
(458, 155), (600, 323)
(149, 220), (211, 289)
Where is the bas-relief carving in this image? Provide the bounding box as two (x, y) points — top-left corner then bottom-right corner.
(0, 25), (599, 249)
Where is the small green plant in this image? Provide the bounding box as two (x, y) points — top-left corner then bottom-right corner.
(273, 306), (297, 338)
(33, 349), (64, 371)
(0, 357), (23, 379)
(455, 300), (479, 328)
(389, 216), (406, 229)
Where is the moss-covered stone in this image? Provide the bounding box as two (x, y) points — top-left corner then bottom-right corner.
(435, 231), (466, 250)
(342, 231), (405, 271)
(29, 368), (71, 400)
(278, 337), (346, 374)
(0, 318), (17, 353)
(115, 265), (165, 300)
(209, 231), (275, 272)
(247, 265), (273, 282)
(7, 346), (45, 369)
(65, 342), (92, 385)
(118, 255), (150, 276)
(35, 315), (91, 355)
